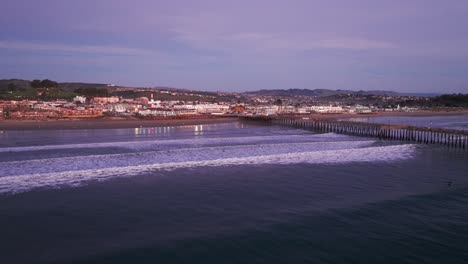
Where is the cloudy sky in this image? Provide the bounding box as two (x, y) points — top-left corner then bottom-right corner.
(1, 0), (468, 93)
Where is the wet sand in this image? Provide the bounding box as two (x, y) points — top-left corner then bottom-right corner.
(0, 117), (239, 131)
(1, 110), (467, 130)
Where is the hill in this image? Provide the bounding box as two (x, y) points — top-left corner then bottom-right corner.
(58, 82), (115, 91)
(0, 79), (115, 92)
(0, 79), (247, 102)
(0, 79), (33, 91)
(244, 88), (402, 97)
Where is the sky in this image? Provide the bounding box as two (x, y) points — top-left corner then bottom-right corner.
(1, 0), (468, 93)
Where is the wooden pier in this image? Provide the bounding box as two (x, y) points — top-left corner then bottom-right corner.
(243, 116), (468, 150)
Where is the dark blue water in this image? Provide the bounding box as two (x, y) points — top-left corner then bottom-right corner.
(343, 114), (468, 131)
(1, 121), (467, 264)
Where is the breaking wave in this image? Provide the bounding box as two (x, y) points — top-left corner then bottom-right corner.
(0, 133), (351, 153)
(1, 141), (376, 176)
(0, 144), (415, 194)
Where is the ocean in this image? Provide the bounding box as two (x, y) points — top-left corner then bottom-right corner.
(342, 113), (468, 131)
(1, 118), (468, 264)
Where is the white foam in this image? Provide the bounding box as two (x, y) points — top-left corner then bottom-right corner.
(0, 144), (415, 195)
(0, 133), (351, 153)
(0, 141), (376, 176)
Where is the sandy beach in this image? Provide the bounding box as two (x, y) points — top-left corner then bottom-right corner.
(1, 110), (467, 130)
(0, 117), (239, 131)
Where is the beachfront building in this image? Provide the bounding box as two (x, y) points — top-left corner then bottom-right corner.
(230, 105), (247, 114)
(307, 105), (344, 114)
(193, 103), (230, 115)
(61, 109), (104, 118)
(247, 105), (279, 116)
(354, 105), (372, 114)
(93, 96), (120, 104)
(8, 111), (60, 119)
(138, 109), (177, 117)
(108, 104), (127, 113)
(277, 105), (296, 114)
(172, 104), (198, 115)
(73, 96), (87, 104)
(295, 107), (309, 114)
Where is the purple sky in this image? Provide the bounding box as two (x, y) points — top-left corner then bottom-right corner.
(1, 0), (468, 93)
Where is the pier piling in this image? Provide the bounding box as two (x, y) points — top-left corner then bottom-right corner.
(246, 116), (468, 150)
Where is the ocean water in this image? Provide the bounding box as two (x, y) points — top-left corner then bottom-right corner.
(1, 121), (467, 264)
(342, 114), (468, 131)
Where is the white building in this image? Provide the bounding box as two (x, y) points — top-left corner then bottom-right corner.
(108, 104), (127, 113)
(73, 96), (87, 104)
(307, 105), (344, 114)
(354, 105), (372, 114)
(139, 109), (177, 117)
(193, 103), (230, 114)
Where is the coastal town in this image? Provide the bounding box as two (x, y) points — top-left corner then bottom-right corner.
(0, 94), (420, 120)
(0, 79), (466, 120)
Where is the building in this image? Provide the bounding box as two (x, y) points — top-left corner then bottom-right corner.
(307, 105), (344, 114)
(354, 105), (372, 114)
(93, 96), (120, 104)
(193, 103), (230, 115)
(230, 105), (246, 114)
(8, 111), (60, 119)
(73, 96), (87, 104)
(139, 109), (177, 117)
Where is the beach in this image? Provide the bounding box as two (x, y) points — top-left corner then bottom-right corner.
(0, 117), (239, 130)
(1, 110), (467, 131)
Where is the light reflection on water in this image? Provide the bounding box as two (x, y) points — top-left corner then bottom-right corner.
(134, 126), (176, 136)
(133, 125), (206, 136)
(131, 123), (249, 137)
(0, 121), (468, 264)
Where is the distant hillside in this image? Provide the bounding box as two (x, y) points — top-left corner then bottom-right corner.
(58, 82), (114, 91)
(245, 88), (402, 97)
(1, 79), (443, 102)
(397, 92), (440, 97)
(0, 79), (247, 102)
(0, 79), (32, 91)
(0, 79), (115, 91)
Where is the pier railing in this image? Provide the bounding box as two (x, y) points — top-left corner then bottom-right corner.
(243, 116), (468, 149)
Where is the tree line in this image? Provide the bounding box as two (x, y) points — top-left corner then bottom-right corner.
(31, 79), (58, 88)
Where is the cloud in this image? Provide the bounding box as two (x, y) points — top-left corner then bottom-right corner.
(161, 14), (397, 55)
(0, 39), (221, 71)
(312, 38), (397, 50)
(172, 29), (397, 54)
(0, 41), (152, 56)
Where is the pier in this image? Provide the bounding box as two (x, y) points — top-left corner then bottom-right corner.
(244, 116), (468, 150)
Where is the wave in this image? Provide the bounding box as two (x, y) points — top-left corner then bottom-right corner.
(0, 144), (415, 195)
(0, 141), (376, 176)
(0, 133), (353, 153)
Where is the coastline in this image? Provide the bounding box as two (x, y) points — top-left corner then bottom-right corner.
(1, 109), (467, 131)
(0, 117), (239, 131)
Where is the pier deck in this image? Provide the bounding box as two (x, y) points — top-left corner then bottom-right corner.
(244, 116), (468, 149)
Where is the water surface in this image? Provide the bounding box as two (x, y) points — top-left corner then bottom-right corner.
(1, 121), (467, 264)
(343, 114), (468, 131)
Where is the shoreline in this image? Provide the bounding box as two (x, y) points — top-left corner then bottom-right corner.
(0, 117), (239, 131)
(0, 110), (467, 131)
